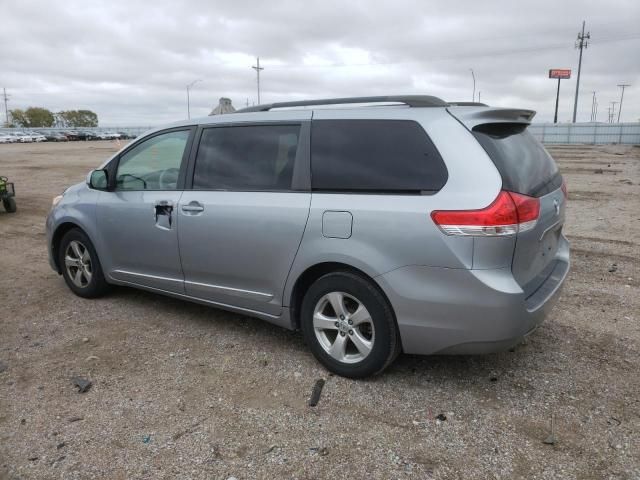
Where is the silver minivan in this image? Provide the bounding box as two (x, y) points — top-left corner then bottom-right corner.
(46, 96), (569, 378)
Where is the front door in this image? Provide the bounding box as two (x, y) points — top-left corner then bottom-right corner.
(178, 123), (311, 316)
(96, 128), (193, 293)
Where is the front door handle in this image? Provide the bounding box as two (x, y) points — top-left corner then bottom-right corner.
(181, 201), (204, 213)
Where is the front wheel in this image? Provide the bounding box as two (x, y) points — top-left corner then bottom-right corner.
(301, 271), (401, 378)
(3, 197), (16, 213)
(58, 229), (110, 298)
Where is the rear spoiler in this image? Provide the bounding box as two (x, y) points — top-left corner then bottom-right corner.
(447, 107), (536, 129)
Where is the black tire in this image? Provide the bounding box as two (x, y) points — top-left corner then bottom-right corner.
(58, 228), (110, 298)
(3, 197), (16, 213)
(301, 271), (401, 378)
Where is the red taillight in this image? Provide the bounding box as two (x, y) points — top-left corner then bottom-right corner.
(431, 190), (540, 236)
(509, 191), (540, 224)
(561, 178), (568, 199)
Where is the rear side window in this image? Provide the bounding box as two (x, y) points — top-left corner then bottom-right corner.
(472, 123), (561, 197)
(311, 120), (448, 193)
(193, 125), (300, 190)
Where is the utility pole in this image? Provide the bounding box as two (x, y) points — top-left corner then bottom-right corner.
(590, 91), (596, 122)
(252, 57), (264, 104)
(478, 91), (481, 103)
(186, 79), (202, 120)
(572, 21), (590, 123)
(469, 69), (476, 102)
(2, 88), (9, 126)
(617, 84), (630, 122)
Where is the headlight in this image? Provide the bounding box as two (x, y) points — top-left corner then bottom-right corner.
(52, 195), (63, 207)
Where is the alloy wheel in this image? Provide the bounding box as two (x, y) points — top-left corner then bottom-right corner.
(313, 291), (375, 364)
(64, 240), (92, 288)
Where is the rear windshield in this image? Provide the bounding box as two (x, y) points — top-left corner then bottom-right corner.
(472, 123), (561, 197)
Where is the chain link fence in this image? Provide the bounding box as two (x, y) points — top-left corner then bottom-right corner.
(528, 122), (640, 145)
(2, 123), (640, 145)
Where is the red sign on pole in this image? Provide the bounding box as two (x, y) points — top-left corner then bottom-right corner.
(549, 69), (571, 79)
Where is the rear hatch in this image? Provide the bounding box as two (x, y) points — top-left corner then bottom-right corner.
(449, 107), (566, 296)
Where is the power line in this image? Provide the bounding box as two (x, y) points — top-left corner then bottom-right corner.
(572, 21), (590, 123)
(261, 32), (638, 71)
(617, 84), (630, 122)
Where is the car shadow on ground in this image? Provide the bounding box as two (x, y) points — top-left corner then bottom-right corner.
(100, 284), (536, 385)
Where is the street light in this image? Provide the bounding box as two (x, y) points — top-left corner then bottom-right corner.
(470, 69), (476, 102)
(186, 79), (202, 119)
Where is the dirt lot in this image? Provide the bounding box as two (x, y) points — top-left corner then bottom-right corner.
(0, 141), (639, 479)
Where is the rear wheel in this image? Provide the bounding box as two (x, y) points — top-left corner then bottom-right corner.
(301, 271), (400, 378)
(3, 197), (16, 213)
(58, 229), (110, 298)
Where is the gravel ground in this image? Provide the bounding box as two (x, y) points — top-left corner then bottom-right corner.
(0, 141), (639, 480)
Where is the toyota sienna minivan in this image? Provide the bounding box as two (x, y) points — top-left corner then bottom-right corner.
(46, 95), (569, 378)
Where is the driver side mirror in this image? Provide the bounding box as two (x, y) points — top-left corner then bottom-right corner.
(88, 169), (109, 190)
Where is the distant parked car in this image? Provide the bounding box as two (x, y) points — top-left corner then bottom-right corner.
(0, 133), (15, 143)
(13, 132), (33, 143)
(63, 131), (85, 141)
(41, 131), (69, 142)
(116, 131), (135, 139)
(25, 131), (47, 142)
(80, 131), (98, 141)
(95, 131), (115, 140)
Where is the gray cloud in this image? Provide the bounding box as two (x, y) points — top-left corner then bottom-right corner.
(1, 0), (638, 125)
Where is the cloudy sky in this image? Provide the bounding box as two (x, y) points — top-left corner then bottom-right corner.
(1, 0), (639, 126)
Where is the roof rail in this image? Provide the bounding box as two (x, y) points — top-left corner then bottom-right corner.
(448, 102), (489, 107)
(236, 95), (448, 113)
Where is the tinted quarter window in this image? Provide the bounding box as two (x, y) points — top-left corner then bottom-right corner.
(311, 120), (447, 193)
(472, 123), (561, 197)
(193, 125), (301, 190)
(116, 130), (189, 191)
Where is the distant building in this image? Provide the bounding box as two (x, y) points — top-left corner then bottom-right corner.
(209, 97), (236, 115)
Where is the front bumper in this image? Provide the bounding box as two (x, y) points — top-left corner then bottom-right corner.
(376, 241), (569, 355)
(45, 212), (59, 273)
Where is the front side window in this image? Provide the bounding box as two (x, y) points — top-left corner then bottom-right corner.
(311, 120), (448, 193)
(193, 125), (300, 190)
(116, 130), (190, 190)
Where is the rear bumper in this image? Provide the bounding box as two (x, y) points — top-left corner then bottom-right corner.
(376, 238), (569, 355)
